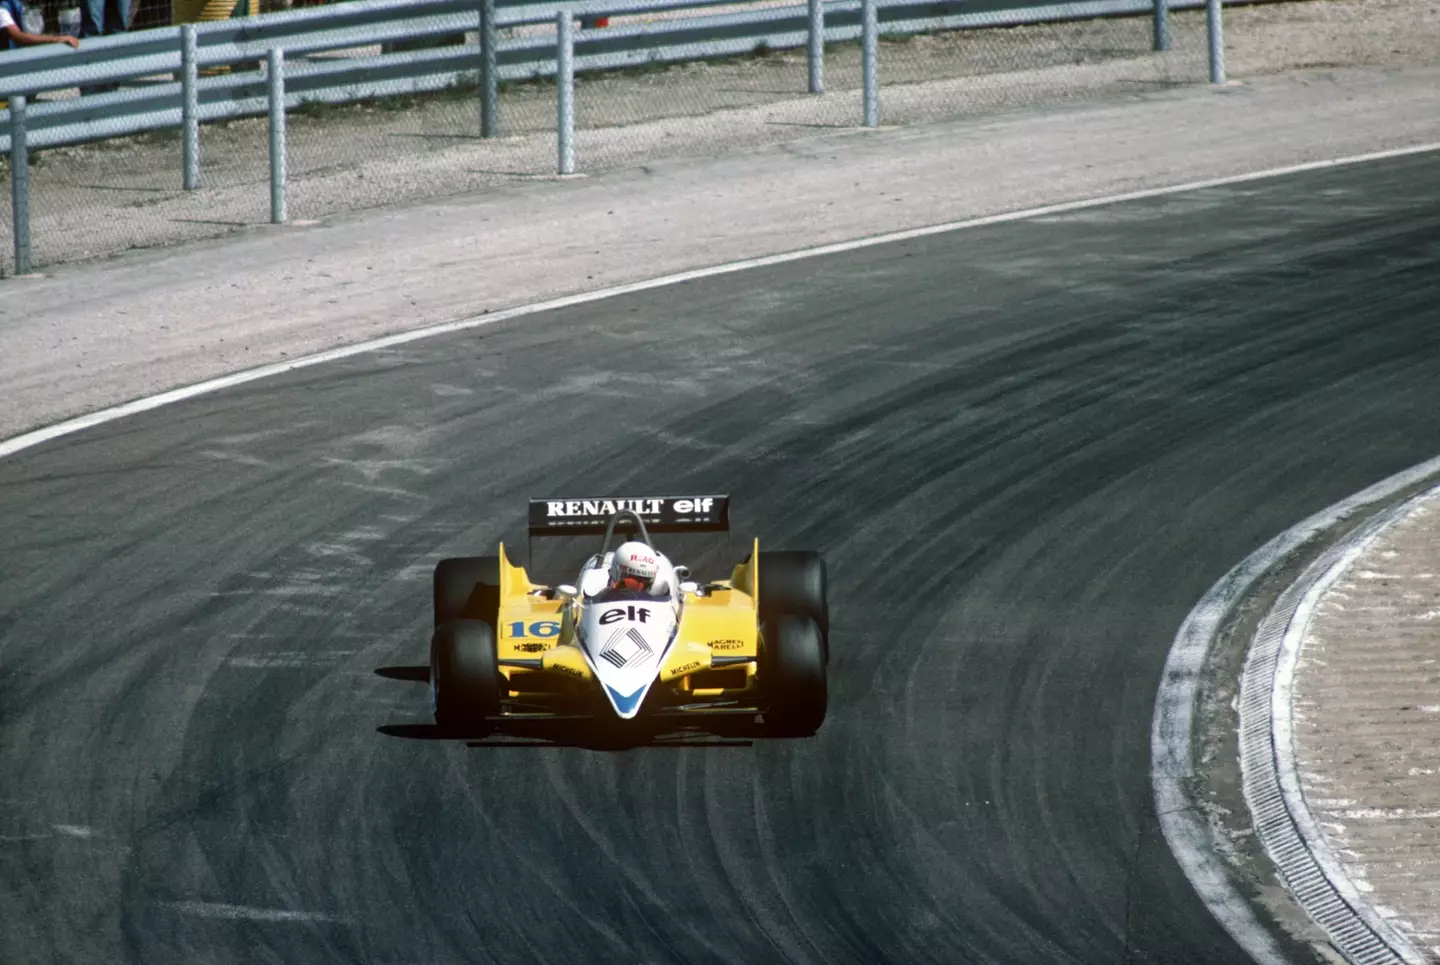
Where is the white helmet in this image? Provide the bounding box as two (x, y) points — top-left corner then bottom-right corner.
(609, 541), (659, 592)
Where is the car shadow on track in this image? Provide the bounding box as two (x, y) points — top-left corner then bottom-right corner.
(375, 665), (429, 682)
(374, 665), (759, 750)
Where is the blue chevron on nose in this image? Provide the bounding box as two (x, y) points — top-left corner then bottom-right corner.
(606, 684), (647, 718)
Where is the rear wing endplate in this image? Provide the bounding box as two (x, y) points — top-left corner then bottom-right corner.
(528, 494), (730, 537)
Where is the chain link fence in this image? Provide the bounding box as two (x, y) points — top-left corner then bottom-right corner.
(2, 0), (1437, 273)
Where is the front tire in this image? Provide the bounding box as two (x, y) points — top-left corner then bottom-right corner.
(431, 619), (501, 737)
(433, 556), (499, 628)
(758, 550), (829, 655)
(761, 614), (827, 737)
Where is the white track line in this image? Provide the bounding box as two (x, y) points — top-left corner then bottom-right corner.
(3, 141), (1439, 462)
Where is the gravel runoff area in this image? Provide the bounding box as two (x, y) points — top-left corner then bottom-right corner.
(0, 0), (1437, 272)
(1291, 491), (1440, 963)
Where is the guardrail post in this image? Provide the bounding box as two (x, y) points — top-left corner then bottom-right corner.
(182, 23), (200, 190)
(1152, 0), (1168, 51)
(807, 0), (823, 94)
(557, 11), (574, 175)
(479, 0), (497, 137)
(9, 94), (30, 275)
(861, 0), (877, 127)
(267, 47), (287, 223)
(1207, 0), (1225, 82)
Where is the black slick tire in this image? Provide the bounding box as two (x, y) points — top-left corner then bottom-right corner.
(757, 550), (829, 654)
(761, 614), (827, 737)
(430, 619), (501, 737)
(433, 556), (499, 628)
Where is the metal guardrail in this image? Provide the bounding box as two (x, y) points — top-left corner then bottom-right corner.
(0, 0), (1207, 153)
(3, 0), (1224, 273)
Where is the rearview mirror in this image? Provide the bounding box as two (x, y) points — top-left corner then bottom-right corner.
(556, 584), (578, 598)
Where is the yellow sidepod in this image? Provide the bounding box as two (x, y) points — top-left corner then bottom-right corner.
(675, 537), (759, 659)
(659, 640), (713, 682)
(664, 542), (760, 696)
(495, 542), (565, 690)
(541, 645), (593, 680)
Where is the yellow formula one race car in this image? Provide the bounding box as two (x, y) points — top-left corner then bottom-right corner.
(428, 495), (828, 740)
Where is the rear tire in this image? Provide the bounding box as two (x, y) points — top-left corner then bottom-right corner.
(761, 614), (827, 737)
(434, 556), (499, 628)
(758, 550), (829, 654)
(431, 619), (501, 737)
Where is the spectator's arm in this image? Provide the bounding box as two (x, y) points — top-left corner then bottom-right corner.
(2, 21), (80, 47)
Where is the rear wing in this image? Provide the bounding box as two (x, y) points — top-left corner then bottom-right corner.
(527, 494), (729, 537)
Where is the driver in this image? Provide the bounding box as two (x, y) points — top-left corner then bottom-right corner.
(602, 541), (661, 598)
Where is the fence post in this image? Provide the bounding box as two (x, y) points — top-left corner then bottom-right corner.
(182, 23), (200, 190)
(556, 11), (574, 175)
(9, 94), (30, 275)
(1152, 0), (1168, 51)
(861, 0), (877, 127)
(807, 0), (823, 94)
(267, 47), (287, 223)
(1207, 0), (1225, 82)
(479, 0), (497, 137)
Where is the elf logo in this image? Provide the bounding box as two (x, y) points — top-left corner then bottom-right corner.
(599, 605), (652, 625)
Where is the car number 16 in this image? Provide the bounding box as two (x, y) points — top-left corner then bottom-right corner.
(508, 620), (560, 638)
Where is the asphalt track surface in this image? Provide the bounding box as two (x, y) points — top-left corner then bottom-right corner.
(2, 152), (1439, 965)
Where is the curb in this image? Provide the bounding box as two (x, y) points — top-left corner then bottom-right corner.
(1236, 484), (1439, 965)
(1152, 457), (1440, 965)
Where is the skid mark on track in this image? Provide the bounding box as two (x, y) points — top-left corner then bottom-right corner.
(198, 449), (270, 467)
(211, 576), (347, 599)
(320, 457), (444, 484)
(394, 562), (433, 583)
(646, 429), (725, 452)
(305, 542), (374, 568)
(166, 901), (342, 924)
(53, 825), (97, 839)
(225, 651), (360, 670)
(335, 480), (429, 501)
(350, 425), (440, 455)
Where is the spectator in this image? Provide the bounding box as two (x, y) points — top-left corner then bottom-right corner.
(0, 0), (81, 48)
(79, 0), (127, 38)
